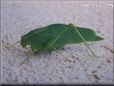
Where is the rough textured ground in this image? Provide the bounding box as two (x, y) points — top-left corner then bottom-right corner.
(1, 0), (113, 84)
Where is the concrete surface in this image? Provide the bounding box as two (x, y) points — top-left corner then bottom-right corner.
(1, 0), (113, 84)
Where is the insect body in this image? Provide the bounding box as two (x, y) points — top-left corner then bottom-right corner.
(21, 23), (103, 52)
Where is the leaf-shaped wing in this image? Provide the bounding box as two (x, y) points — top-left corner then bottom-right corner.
(21, 23), (103, 52)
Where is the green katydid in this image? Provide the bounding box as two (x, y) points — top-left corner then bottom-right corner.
(9, 23), (103, 57)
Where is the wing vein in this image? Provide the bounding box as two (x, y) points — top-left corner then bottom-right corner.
(48, 26), (70, 48)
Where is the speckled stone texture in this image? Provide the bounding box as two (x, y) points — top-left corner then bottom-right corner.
(1, 0), (113, 84)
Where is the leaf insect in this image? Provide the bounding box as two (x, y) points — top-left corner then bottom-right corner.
(9, 23), (103, 56)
